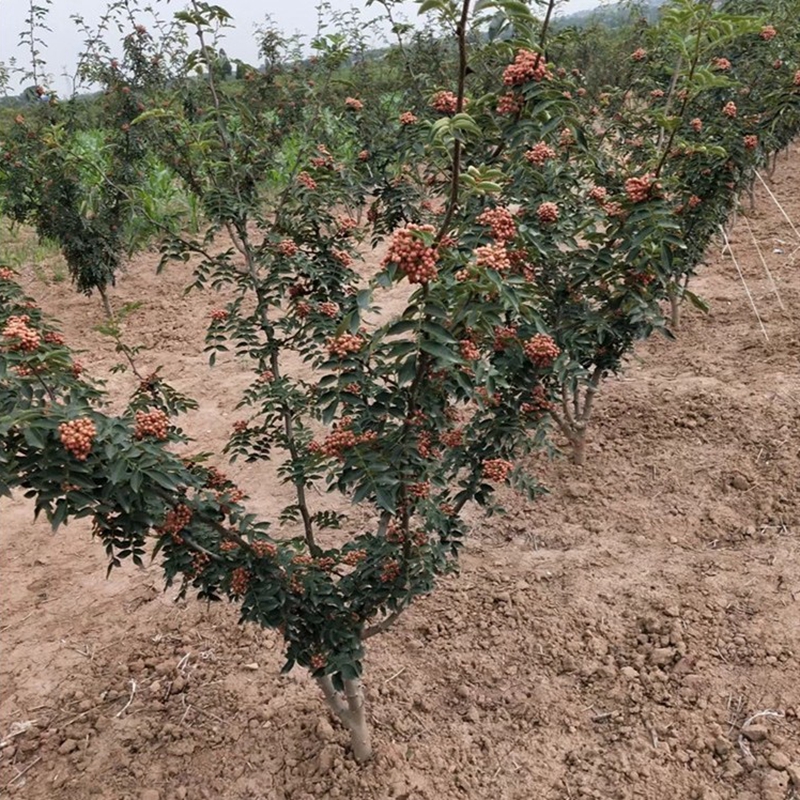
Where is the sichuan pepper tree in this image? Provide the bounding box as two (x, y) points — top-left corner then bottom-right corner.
(1, 0), (553, 762)
(0, 22), (175, 314)
(4, 0), (800, 765)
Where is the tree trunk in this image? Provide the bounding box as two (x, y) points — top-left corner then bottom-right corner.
(669, 288), (681, 331)
(98, 285), (114, 320)
(317, 675), (372, 763)
(569, 431), (586, 466)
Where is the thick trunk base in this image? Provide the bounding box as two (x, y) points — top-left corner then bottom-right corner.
(317, 676), (372, 763)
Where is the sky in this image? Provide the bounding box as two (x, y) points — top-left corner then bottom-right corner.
(0, 0), (600, 95)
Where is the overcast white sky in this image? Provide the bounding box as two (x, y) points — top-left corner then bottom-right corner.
(0, 0), (600, 95)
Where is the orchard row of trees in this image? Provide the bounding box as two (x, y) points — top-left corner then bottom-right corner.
(2, 0), (800, 762)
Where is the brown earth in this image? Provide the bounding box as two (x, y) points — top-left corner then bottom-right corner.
(1, 144), (799, 800)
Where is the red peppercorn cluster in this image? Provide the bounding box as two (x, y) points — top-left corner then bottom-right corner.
(43, 331), (66, 345)
(525, 142), (556, 165)
(723, 101), (737, 118)
(408, 481), (430, 499)
(524, 334), (560, 367)
(631, 48), (647, 61)
(688, 195), (702, 209)
(216, 487), (246, 509)
(332, 248), (353, 266)
(536, 202), (559, 224)
(493, 325), (518, 351)
(650, 88), (665, 99)
(713, 57), (732, 71)
(559, 128), (574, 148)
(210, 309), (228, 322)
(439, 428), (463, 448)
(134, 409), (169, 440)
(380, 559), (401, 583)
(760, 25), (777, 40)
(475, 243), (512, 272)
(59, 417), (97, 461)
(156, 504), (192, 543)
(191, 552), (210, 576)
(345, 96), (363, 111)
(230, 567), (251, 596)
(496, 92), (522, 114)
(358, 149), (370, 161)
(318, 301), (339, 318)
(317, 424), (377, 460)
(482, 458), (514, 482)
(326, 332), (365, 358)
(252, 540), (278, 558)
(690, 118), (703, 132)
(477, 207), (516, 241)
(259, 369), (275, 382)
(342, 549), (367, 567)
(414, 430), (433, 459)
(297, 171), (317, 190)
(277, 239), (298, 257)
(310, 653), (327, 670)
(0, 268), (14, 280)
(315, 142), (334, 163)
(475, 386), (502, 407)
(335, 215), (358, 236)
(407, 529), (426, 548)
(627, 270), (655, 287)
(204, 466), (229, 488)
(295, 300), (311, 319)
(624, 174), (655, 203)
(233, 420), (248, 434)
(399, 111), (418, 125)
(383, 223), (439, 284)
(14, 364), (45, 377)
(743, 135), (758, 150)
(589, 186), (607, 203)
(459, 339), (481, 361)
(220, 540), (239, 552)
(2, 315), (41, 352)
(386, 519), (405, 543)
(521, 385), (555, 418)
(503, 49), (550, 86)
(431, 91), (465, 114)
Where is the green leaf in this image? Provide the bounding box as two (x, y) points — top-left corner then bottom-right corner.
(420, 340), (458, 363)
(683, 290), (709, 313)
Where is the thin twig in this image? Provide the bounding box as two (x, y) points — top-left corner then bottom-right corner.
(0, 611), (34, 633)
(719, 226), (769, 342)
(741, 215), (785, 310)
(755, 172), (800, 242)
(383, 666), (406, 684)
(115, 679), (137, 717)
(434, 0), (472, 244)
(363, 607), (407, 640)
(6, 756), (41, 787)
(738, 709), (784, 763)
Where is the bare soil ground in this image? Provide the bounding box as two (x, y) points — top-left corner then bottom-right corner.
(1, 144), (799, 800)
